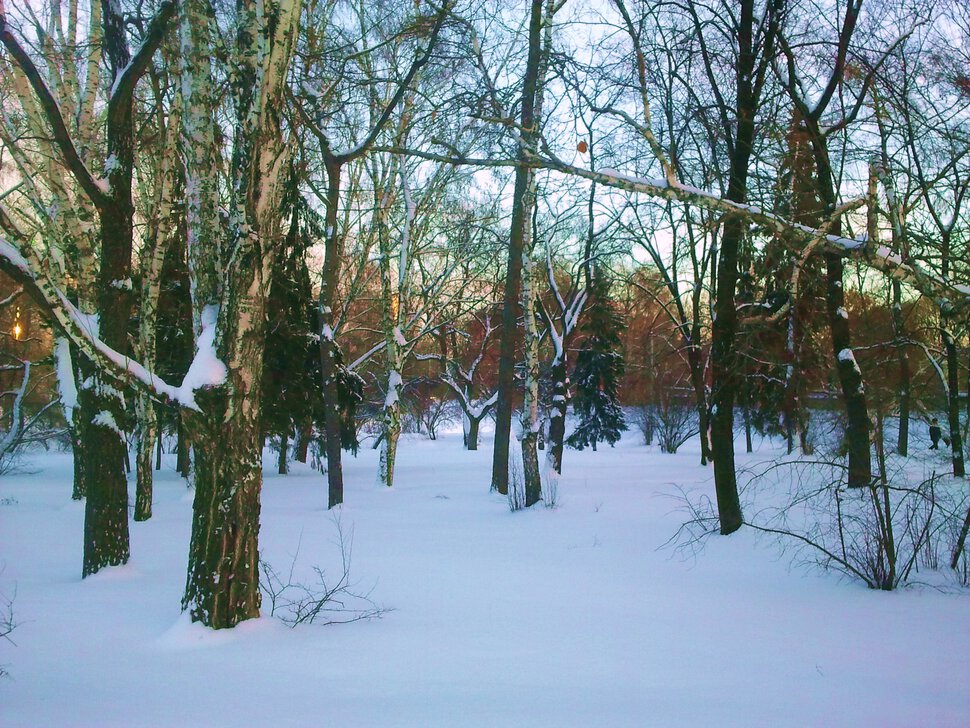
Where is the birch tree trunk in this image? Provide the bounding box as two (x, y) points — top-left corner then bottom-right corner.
(179, 0), (302, 628)
(520, 241), (542, 506)
(376, 163), (405, 489)
(135, 95), (182, 521)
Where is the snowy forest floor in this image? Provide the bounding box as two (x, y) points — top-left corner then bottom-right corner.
(1, 427), (968, 727)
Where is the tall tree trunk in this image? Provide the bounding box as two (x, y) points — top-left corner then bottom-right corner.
(520, 238), (542, 506)
(134, 92), (181, 522)
(892, 281), (910, 456)
(941, 318), (966, 477)
(710, 210), (745, 535)
(824, 253), (871, 488)
(180, 0), (302, 628)
(708, 0), (774, 535)
(319, 160), (345, 507)
(491, 0), (544, 495)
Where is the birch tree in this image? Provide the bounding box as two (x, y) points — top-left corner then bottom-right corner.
(1, 0), (176, 573)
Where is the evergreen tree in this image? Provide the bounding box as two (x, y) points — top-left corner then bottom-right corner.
(567, 269), (627, 451)
(261, 171), (321, 473)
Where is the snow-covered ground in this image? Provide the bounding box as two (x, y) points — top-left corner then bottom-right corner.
(1, 429), (968, 727)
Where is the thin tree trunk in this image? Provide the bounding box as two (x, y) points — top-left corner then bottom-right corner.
(520, 237), (542, 506)
(319, 160), (345, 507)
(155, 425), (162, 470)
(892, 281), (910, 456)
(687, 343), (710, 465)
(134, 401), (157, 520)
(941, 320), (966, 477)
(71, 408), (86, 500)
(177, 414), (190, 478)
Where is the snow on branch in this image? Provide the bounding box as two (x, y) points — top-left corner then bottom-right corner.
(532, 155), (970, 315)
(0, 232), (224, 410)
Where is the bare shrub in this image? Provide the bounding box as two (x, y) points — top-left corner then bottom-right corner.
(633, 405), (656, 446)
(259, 515), (387, 627)
(401, 378), (456, 440)
(741, 459), (968, 590)
(654, 389), (698, 454)
(665, 456), (969, 590)
(1, 358), (63, 476)
(0, 572), (15, 679)
(507, 457), (526, 512)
